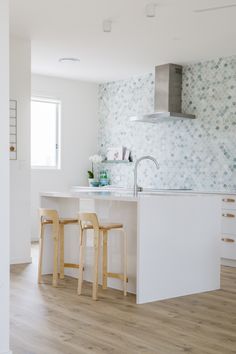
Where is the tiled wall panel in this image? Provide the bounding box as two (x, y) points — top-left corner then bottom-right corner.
(98, 57), (236, 190)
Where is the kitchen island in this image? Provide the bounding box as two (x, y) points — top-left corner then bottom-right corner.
(40, 188), (222, 304)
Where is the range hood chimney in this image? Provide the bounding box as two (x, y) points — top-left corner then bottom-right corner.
(130, 63), (195, 122)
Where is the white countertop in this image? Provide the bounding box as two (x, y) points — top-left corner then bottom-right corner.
(71, 186), (236, 194)
(40, 186), (236, 202)
(40, 190), (138, 202)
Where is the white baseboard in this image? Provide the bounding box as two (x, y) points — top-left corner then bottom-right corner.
(10, 257), (32, 265)
(221, 258), (236, 268)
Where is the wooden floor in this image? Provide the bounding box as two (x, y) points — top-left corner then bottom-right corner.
(10, 245), (236, 354)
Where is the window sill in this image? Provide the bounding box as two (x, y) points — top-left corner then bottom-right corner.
(31, 166), (61, 171)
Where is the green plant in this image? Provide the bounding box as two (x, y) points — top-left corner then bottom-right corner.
(87, 170), (94, 179)
(88, 154), (103, 179)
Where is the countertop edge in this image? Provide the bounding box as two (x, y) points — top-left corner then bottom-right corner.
(39, 189), (236, 202)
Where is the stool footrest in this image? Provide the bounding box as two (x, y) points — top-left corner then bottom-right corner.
(107, 272), (128, 282)
(64, 263), (80, 269)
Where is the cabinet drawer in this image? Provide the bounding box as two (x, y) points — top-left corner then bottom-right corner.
(221, 234), (236, 260)
(222, 195), (236, 210)
(222, 209), (236, 234)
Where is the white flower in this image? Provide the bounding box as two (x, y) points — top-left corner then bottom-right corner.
(89, 154), (103, 164)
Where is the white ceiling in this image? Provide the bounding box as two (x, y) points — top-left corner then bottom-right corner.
(10, 0), (236, 82)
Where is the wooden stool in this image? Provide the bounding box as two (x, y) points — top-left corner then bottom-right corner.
(38, 208), (78, 287)
(77, 212), (127, 300)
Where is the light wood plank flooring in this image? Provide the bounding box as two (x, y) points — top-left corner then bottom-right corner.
(10, 245), (236, 354)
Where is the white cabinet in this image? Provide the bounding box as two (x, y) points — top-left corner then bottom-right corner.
(137, 195), (221, 303)
(222, 196), (236, 210)
(221, 195), (236, 263)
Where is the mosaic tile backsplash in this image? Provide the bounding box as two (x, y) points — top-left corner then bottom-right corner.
(98, 56), (236, 190)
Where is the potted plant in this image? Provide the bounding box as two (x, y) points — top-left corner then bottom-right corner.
(88, 154), (103, 186)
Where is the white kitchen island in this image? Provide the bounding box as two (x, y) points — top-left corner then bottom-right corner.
(40, 189), (222, 304)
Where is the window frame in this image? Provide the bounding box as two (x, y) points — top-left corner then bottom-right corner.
(31, 96), (61, 170)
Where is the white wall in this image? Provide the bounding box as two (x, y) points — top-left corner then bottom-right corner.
(10, 37), (31, 264)
(0, 2), (11, 353)
(31, 74), (98, 240)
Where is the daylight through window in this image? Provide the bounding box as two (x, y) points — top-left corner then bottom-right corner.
(31, 98), (60, 169)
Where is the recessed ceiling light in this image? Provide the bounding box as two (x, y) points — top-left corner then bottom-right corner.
(58, 57), (80, 63)
(194, 4), (236, 13)
(103, 20), (112, 33)
(145, 3), (157, 17)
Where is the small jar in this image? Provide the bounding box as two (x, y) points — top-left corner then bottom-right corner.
(99, 170), (109, 186)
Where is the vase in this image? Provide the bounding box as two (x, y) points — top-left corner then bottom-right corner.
(88, 178), (94, 187)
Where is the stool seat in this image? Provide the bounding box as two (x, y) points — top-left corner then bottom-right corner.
(42, 218), (78, 225)
(83, 222), (123, 231)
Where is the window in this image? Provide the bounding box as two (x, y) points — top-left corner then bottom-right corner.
(31, 98), (60, 169)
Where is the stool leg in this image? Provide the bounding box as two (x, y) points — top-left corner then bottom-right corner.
(92, 229), (100, 300)
(52, 225), (59, 287)
(38, 222), (44, 284)
(122, 229), (127, 296)
(78, 228), (85, 295)
(102, 230), (108, 289)
(59, 224), (65, 279)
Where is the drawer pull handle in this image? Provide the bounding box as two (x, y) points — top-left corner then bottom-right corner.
(222, 213), (235, 218)
(222, 198), (235, 203)
(221, 237), (235, 243)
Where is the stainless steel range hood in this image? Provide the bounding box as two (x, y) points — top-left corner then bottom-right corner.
(130, 63), (195, 122)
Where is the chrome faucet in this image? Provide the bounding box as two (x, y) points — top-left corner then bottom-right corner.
(133, 156), (159, 196)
